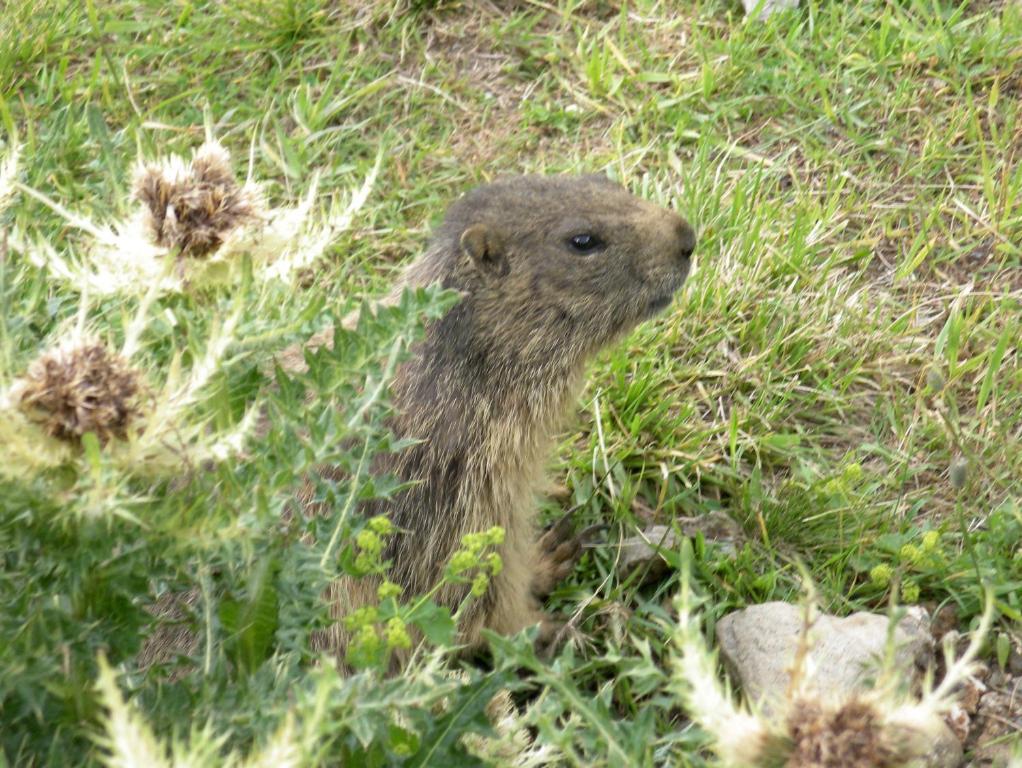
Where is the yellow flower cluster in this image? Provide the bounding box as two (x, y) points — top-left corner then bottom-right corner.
(446, 526), (505, 598)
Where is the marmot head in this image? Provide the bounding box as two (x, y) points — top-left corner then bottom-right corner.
(419, 175), (695, 372)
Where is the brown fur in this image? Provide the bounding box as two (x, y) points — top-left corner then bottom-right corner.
(310, 175), (695, 661)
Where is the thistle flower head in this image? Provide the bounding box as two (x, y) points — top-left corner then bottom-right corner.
(134, 140), (262, 259)
(784, 698), (906, 767)
(18, 340), (142, 445)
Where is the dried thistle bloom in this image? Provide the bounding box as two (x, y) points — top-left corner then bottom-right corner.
(134, 140), (262, 258)
(785, 698), (905, 768)
(18, 341), (142, 445)
(0, 293), (259, 486)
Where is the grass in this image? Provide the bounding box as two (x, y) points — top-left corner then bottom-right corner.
(1, 0), (1020, 764)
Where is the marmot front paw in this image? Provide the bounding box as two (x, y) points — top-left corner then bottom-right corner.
(531, 514), (605, 600)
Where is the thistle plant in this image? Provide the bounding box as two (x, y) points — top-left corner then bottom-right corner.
(1, 124), (551, 768)
(0, 131), (488, 764)
(0, 130), (385, 493)
(13, 136), (380, 295)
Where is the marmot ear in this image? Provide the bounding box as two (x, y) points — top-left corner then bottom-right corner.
(461, 224), (509, 279)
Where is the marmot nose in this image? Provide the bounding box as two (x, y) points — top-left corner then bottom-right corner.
(674, 216), (696, 261)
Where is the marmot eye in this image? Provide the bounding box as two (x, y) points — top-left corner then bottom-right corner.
(568, 233), (603, 253)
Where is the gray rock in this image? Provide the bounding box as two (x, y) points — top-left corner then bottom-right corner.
(617, 511), (743, 583)
(743, 0), (799, 20)
(716, 602), (932, 708)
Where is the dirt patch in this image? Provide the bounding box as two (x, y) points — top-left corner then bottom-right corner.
(415, 2), (627, 168)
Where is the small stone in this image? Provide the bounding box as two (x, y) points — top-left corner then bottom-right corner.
(742, 0), (799, 20)
(618, 526), (677, 583)
(617, 512), (743, 582)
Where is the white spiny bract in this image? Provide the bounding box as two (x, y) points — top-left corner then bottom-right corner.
(0, 142), (18, 216)
(671, 565), (994, 767)
(671, 576), (772, 767)
(14, 139), (380, 296)
(95, 658), (303, 768)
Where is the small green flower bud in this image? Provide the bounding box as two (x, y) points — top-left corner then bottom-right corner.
(842, 462), (863, 483)
(485, 552), (503, 576)
(344, 605), (379, 631)
(367, 515), (394, 536)
(448, 550), (476, 575)
(902, 581), (920, 603)
(471, 572), (490, 597)
(347, 623), (383, 668)
(385, 617), (411, 650)
(922, 530), (940, 551)
(925, 368), (945, 393)
(900, 544), (920, 564)
(870, 564), (893, 588)
(355, 529), (382, 554)
(823, 478), (843, 496)
(484, 526), (505, 546)
(377, 580), (403, 601)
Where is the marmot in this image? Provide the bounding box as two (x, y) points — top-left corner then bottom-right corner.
(312, 174), (695, 661)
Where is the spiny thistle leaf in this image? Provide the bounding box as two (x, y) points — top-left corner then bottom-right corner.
(95, 656), (304, 768)
(94, 656), (174, 768)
